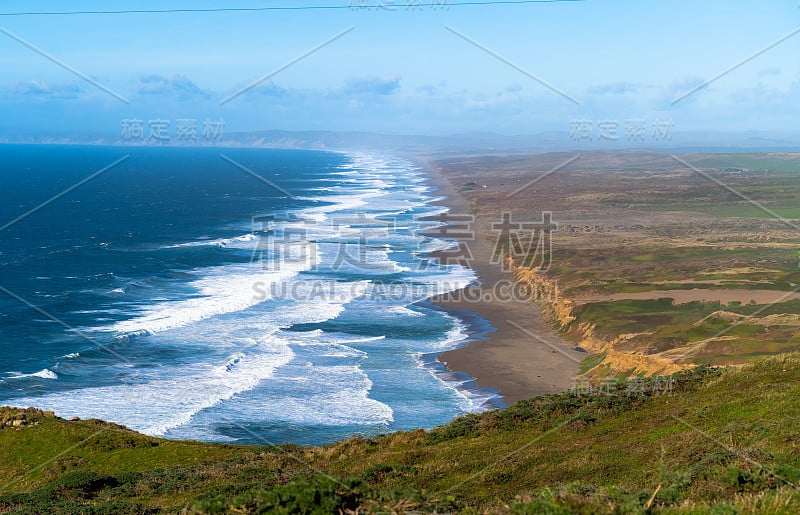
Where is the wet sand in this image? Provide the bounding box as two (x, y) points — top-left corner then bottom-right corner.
(416, 157), (582, 404)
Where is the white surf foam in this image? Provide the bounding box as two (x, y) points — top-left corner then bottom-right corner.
(12, 336), (295, 436)
(19, 151), (494, 442)
(222, 363), (394, 426)
(164, 233), (260, 250)
(7, 369), (58, 380)
(103, 260), (310, 336)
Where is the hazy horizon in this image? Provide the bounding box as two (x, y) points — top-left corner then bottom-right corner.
(1, 0), (799, 145)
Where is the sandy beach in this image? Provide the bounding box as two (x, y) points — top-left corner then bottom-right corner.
(416, 157), (582, 404)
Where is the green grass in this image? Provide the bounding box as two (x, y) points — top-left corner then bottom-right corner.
(691, 154), (800, 173)
(562, 299), (800, 365)
(690, 203), (800, 219)
(1, 358), (800, 513)
(550, 245), (800, 292)
(579, 352), (607, 374)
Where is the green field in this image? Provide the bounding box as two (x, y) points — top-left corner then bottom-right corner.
(562, 298), (800, 365)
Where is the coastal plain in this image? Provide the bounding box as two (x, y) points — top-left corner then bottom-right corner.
(431, 151), (800, 381)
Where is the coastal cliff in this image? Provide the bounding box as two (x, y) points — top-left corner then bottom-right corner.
(509, 259), (691, 377)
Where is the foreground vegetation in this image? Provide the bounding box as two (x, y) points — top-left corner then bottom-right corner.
(2, 355), (800, 513)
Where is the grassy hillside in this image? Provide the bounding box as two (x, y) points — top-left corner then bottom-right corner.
(1, 355), (800, 513)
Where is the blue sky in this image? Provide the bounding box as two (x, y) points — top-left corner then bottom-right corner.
(0, 0), (799, 138)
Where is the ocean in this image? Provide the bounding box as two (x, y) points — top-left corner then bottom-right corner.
(0, 144), (497, 445)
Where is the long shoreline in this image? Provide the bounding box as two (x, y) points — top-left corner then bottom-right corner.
(414, 156), (582, 404)
(415, 300), (506, 411)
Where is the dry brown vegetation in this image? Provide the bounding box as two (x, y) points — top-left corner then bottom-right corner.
(435, 151), (800, 374)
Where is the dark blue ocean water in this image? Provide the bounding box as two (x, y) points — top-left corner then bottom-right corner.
(0, 145), (495, 444)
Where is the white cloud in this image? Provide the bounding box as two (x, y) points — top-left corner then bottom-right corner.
(9, 80), (84, 100)
(136, 74), (210, 99)
(343, 75), (401, 96)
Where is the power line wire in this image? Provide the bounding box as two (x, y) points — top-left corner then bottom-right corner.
(0, 0), (585, 17)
